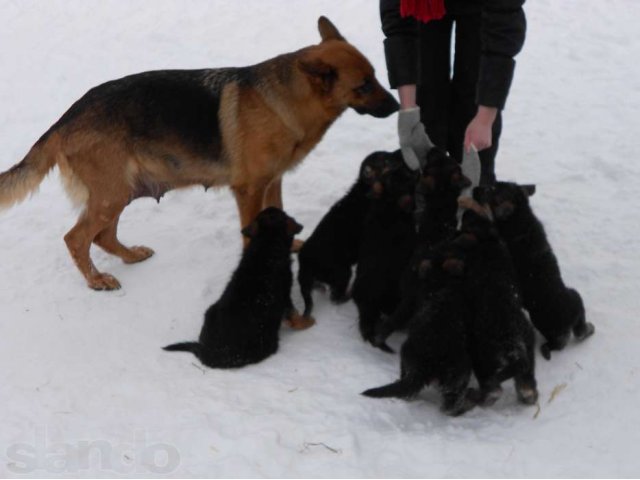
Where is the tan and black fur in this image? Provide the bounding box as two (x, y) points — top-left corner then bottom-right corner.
(0, 17), (398, 290)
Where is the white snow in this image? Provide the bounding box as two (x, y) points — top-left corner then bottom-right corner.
(1, 0), (639, 477)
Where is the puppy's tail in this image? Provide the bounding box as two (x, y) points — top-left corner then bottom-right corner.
(362, 376), (423, 399)
(163, 342), (202, 358)
(0, 141), (56, 210)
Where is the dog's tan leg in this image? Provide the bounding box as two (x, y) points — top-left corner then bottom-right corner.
(262, 176), (304, 252)
(233, 181), (269, 248)
(262, 176), (283, 210)
(64, 206), (122, 290)
(93, 213), (155, 264)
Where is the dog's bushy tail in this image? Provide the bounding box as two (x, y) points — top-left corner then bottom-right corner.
(0, 142), (56, 210)
(163, 342), (202, 358)
(362, 375), (423, 399)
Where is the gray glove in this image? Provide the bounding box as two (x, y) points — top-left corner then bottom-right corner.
(398, 107), (435, 171)
(456, 145), (482, 228)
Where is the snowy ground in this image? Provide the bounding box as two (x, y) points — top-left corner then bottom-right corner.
(1, 0), (639, 477)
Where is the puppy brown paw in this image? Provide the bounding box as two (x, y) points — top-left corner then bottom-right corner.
(123, 246), (155, 264)
(291, 239), (305, 253)
(285, 313), (316, 330)
(88, 273), (121, 291)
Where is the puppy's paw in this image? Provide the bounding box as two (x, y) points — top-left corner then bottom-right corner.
(540, 344), (552, 360)
(574, 322), (595, 341)
(285, 313), (316, 330)
(124, 246), (155, 264)
(480, 386), (503, 407)
(291, 239), (305, 253)
(517, 386), (539, 405)
(370, 334), (395, 353)
(88, 273), (121, 291)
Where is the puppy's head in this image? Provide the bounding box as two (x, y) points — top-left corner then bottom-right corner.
(241, 207), (303, 240)
(457, 206), (498, 242)
(298, 17), (399, 118)
(359, 151), (391, 198)
(420, 148), (471, 194)
(474, 181), (536, 221)
(376, 152), (419, 211)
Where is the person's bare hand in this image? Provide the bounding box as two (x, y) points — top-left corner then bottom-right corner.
(464, 106), (498, 152)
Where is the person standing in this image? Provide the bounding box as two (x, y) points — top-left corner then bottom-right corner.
(381, 0), (526, 184)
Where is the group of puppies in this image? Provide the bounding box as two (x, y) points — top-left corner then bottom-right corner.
(165, 147), (595, 416)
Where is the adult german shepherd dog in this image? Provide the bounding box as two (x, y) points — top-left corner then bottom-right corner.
(0, 17), (398, 290)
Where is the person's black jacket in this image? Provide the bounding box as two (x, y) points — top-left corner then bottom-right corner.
(380, 0), (526, 109)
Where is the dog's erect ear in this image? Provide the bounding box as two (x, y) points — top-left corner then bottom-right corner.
(299, 58), (337, 94)
(286, 218), (303, 236)
(318, 16), (346, 42)
(493, 201), (516, 220)
(521, 184), (536, 197)
(241, 221), (259, 239)
(442, 258), (465, 276)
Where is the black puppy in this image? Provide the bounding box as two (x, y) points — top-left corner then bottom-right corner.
(351, 153), (419, 345)
(417, 147), (471, 243)
(372, 148), (471, 350)
(362, 248), (477, 416)
(455, 200), (538, 406)
(475, 182), (595, 359)
(297, 151), (392, 323)
(164, 207), (305, 368)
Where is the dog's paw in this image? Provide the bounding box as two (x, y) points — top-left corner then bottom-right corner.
(124, 246), (155, 264)
(88, 273), (121, 291)
(285, 314), (316, 330)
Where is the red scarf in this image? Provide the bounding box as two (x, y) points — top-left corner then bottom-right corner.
(400, 0), (446, 23)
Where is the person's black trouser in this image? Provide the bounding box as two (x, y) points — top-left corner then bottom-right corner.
(416, 12), (502, 185)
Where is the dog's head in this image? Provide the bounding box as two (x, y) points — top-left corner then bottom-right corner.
(241, 207), (303, 240)
(473, 181), (536, 221)
(298, 17), (399, 118)
(419, 148), (471, 194)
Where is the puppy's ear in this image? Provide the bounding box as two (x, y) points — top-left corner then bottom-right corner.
(451, 171), (472, 190)
(442, 258), (465, 276)
(299, 58), (337, 94)
(493, 201), (516, 220)
(286, 218), (303, 236)
(521, 184), (536, 197)
(318, 16), (346, 42)
(421, 175), (436, 191)
(418, 260), (432, 279)
(241, 221), (259, 239)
